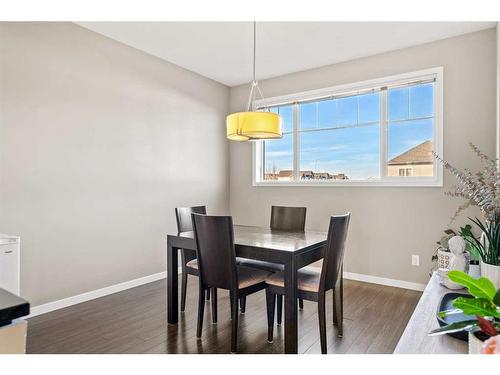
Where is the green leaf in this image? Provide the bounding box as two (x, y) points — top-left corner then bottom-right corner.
(468, 217), (500, 265)
(467, 242), (482, 261)
(461, 224), (472, 233)
(447, 271), (496, 300)
(452, 297), (500, 318)
(428, 320), (478, 336)
(464, 235), (485, 260)
(494, 290), (500, 306)
(438, 308), (465, 318)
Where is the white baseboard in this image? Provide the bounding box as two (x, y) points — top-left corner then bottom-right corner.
(28, 271), (167, 318)
(343, 271), (426, 291)
(27, 268), (423, 318)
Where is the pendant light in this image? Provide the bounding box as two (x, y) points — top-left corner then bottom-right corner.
(226, 22), (282, 141)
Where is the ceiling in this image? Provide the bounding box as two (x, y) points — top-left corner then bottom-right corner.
(77, 22), (495, 87)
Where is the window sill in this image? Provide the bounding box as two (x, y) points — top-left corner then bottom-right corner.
(253, 178), (443, 187)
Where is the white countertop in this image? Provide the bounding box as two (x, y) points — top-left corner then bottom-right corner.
(394, 272), (468, 354)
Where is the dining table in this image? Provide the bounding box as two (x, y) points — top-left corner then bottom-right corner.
(166, 224), (328, 354)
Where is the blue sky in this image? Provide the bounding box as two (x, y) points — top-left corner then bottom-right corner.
(265, 83), (434, 180)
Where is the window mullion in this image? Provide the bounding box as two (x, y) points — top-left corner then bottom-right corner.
(260, 141), (265, 182)
(293, 103), (300, 181)
(380, 89), (388, 180)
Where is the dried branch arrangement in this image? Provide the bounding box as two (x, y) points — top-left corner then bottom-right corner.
(433, 143), (500, 223)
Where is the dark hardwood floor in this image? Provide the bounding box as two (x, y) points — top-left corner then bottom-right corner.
(27, 276), (421, 354)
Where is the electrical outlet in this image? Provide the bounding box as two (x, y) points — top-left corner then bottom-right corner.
(412, 255), (420, 266)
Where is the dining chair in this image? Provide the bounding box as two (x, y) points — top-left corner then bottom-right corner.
(265, 213), (350, 354)
(191, 213), (272, 353)
(175, 206), (212, 312)
(239, 205), (307, 321)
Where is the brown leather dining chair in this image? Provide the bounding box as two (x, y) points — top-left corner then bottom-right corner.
(239, 205), (307, 321)
(191, 213), (272, 353)
(265, 213), (350, 354)
(175, 206), (212, 312)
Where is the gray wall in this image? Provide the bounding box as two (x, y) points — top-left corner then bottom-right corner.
(0, 23), (496, 306)
(0, 22), (230, 305)
(497, 23), (500, 160)
(229, 28), (497, 285)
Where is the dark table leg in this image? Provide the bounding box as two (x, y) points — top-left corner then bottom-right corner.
(167, 239), (178, 324)
(284, 257), (298, 354)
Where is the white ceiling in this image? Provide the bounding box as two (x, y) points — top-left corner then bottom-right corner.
(77, 22), (495, 87)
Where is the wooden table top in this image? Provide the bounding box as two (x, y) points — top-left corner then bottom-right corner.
(394, 272), (467, 354)
(175, 224), (328, 253)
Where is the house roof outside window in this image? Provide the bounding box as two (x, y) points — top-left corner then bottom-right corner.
(388, 141), (434, 166)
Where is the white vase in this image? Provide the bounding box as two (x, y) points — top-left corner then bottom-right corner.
(468, 332), (484, 354)
(480, 261), (500, 289)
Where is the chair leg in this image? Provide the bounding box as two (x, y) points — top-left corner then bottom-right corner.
(240, 296), (246, 314)
(230, 291), (239, 353)
(333, 277), (344, 337)
(196, 286), (206, 340)
(332, 289), (337, 326)
(211, 287), (218, 324)
(180, 272), (188, 312)
(318, 292), (327, 354)
(229, 292), (233, 320)
(276, 294), (283, 326)
(299, 298), (304, 310)
(266, 289), (276, 343)
(206, 288), (210, 301)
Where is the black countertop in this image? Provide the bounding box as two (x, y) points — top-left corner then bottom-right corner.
(0, 288), (30, 327)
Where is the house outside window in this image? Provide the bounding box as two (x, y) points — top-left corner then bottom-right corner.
(253, 67), (443, 187)
(396, 167), (415, 177)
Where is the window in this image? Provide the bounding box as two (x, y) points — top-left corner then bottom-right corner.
(253, 68), (443, 187)
(398, 168), (413, 177)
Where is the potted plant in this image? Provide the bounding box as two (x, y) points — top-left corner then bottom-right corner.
(434, 143), (500, 287)
(431, 228), (472, 288)
(428, 270), (500, 354)
(430, 229), (456, 274)
(467, 215), (500, 288)
(431, 226), (475, 271)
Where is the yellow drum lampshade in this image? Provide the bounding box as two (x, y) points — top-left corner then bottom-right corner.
(226, 111), (282, 141)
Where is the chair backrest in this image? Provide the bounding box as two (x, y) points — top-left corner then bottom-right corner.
(319, 213), (351, 292)
(191, 213), (238, 291)
(270, 206), (307, 231)
(175, 206), (206, 233)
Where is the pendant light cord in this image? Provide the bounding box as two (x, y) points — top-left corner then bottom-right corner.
(253, 21), (256, 83)
(246, 21), (267, 111)
(246, 21), (257, 111)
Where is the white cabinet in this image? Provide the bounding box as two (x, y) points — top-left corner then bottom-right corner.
(0, 234), (20, 295)
(0, 320), (27, 354)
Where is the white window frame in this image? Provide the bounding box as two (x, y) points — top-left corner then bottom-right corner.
(252, 67), (444, 187)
